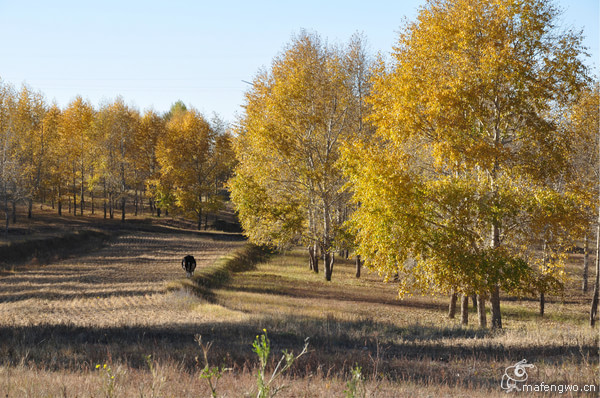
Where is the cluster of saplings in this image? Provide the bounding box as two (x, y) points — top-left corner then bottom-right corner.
(228, 0), (600, 329)
(0, 86), (235, 230)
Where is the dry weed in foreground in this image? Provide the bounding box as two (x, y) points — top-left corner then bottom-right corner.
(0, 363), (523, 397)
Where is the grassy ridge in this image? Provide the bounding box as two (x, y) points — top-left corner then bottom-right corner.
(166, 243), (273, 300)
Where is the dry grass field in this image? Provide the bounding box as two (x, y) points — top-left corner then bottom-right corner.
(0, 209), (598, 397)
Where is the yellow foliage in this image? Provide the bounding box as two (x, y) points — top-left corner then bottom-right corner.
(348, 0), (589, 299)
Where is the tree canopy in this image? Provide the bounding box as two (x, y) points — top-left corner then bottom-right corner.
(344, 0), (590, 328)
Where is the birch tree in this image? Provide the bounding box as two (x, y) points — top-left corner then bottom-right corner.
(345, 0), (589, 328)
(230, 31), (370, 281)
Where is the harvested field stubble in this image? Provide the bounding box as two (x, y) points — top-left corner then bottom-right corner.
(0, 224), (598, 396)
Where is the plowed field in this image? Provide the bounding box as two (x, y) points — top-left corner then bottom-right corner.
(0, 231), (244, 328)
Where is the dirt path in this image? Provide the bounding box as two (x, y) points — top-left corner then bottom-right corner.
(0, 231), (244, 328)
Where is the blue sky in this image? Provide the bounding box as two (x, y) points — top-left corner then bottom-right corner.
(0, 0), (597, 122)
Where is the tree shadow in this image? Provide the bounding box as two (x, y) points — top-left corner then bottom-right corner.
(0, 314), (595, 390)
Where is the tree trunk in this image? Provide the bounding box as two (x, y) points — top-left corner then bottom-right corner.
(4, 194), (8, 236)
(490, 284), (502, 329)
(489, 220), (502, 328)
(477, 294), (487, 328)
(448, 290), (458, 319)
(309, 245), (318, 273)
(91, 191), (95, 215)
(73, 177), (77, 216)
(121, 197), (126, 221)
(583, 234), (589, 293)
(323, 200), (333, 281)
(324, 251), (334, 281)
(355, 255), (361, 278)
(540, 238), (548, 316)
(103, 179), (107, 219)
(472, 294), (478, 312)
(80, 167), (84, 216)
(197, 207), (202, 229)
(11, 199), (16, 224)
(27, 198), (32, 219)
(311, 243), (319, 273)
(460, 294), (469, 326)
(591, 224), (600, 327)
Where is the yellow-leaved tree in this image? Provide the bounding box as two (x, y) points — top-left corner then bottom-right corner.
(229, 31), (371, 281)
(12, 85), (47, 219)
(95, 98), (139, 220)
(570, 83), (600, 326)
(0, 80), (17, 233)
(42, 103), (64, 215)
(345, 0), (589, 328)
(156, 106), (216, 229)
(134, 109), (167, 217)
(58, 96), (95, 216)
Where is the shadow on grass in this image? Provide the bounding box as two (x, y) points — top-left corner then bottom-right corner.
(0, 230), (114, 271)
(0, 315), (595, 380)
(221, 283), (448, 312)
(0, 287), (165, 303)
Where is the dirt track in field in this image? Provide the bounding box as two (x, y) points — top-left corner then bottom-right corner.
(0, 231), (244, 328)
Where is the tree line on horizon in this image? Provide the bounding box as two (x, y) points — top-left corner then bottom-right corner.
(0, 86), (235, 230)
(229, 0), (600, 329)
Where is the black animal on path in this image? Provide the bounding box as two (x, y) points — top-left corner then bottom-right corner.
(182, 255), (197, 278)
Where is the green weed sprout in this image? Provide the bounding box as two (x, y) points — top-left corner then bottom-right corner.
(252, 329), (309, 398)
(196, 334), (230, 397)
(344, 365), (366, 398)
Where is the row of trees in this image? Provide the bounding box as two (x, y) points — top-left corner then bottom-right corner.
(230, 0), (599, 328)
(0, 85), (234, 231)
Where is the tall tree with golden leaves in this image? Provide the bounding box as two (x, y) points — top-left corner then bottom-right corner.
(345, 0), (588, 328)
(13, 85), (47, 218)
(95, 98), (139, 220)
(156, 107), (215, 229)
(0, 80), (17, 233)
(134, 109), (167, 216)
(570, 83), (600, 326)
(230, 31), (370, 281)
(59, 96), (94, 216)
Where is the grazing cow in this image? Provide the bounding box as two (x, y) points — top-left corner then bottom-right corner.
(182, 255), (197, 278)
